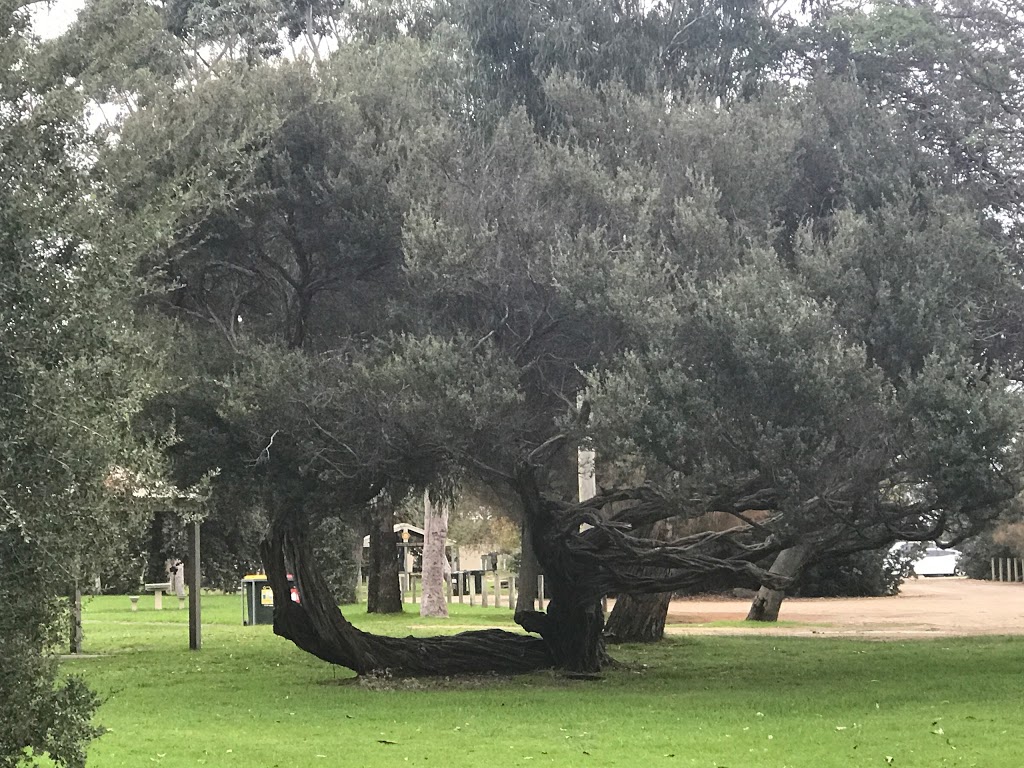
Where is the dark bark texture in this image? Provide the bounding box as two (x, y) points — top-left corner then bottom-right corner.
(365, 496), (402, 614)
(261, 527), (552, 675)
(145, 509), (169, 584)
(604, 520), (672, 644)
(260, 464), (795, 676)
(514, 516), (540, 612)
(604, 592), (671, 644)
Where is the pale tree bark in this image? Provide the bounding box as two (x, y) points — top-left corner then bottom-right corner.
(420, 492), (450, 618)
(746, 544), (812, 622)
(577, 444), (596, 502)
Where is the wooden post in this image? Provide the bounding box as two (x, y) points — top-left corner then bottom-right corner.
(188, 521), (201, 651)
(69, 582), (82, 655)
(999, 558), (1005, 582)
(537, 575), (544, 611)
(992, 558), (997, 581)
(1016, 559), (1021, 582)
(481, 573), (488, 607)
(509, 575), (516, 610)
(411, 574), (418, 604)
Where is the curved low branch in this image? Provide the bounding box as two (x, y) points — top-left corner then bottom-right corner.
(260, 526), (553, 676)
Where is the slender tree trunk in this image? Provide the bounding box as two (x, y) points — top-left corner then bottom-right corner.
(515, 516), (540, 612)
(68, 580), (82, 654)
(350, 534), (364, 603)
(420, 493), (449, 618)
(145, 509), (167, 584)
(746, 544), (811, 622)
(366, 495), (402, 614)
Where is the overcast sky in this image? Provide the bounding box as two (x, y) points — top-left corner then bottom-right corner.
(31, 0), (85, 39)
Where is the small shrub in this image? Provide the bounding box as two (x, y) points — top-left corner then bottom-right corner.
(792, 546), (915, 598)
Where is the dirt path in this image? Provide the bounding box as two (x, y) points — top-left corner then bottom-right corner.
(662, 578), (1024, 639)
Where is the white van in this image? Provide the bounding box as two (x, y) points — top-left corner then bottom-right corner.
(911, 546), (962, 577)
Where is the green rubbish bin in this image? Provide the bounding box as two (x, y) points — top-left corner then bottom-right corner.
(241, 574), (298, 625)
(242, 574), (274, 625)
(242, 573), (299, 626)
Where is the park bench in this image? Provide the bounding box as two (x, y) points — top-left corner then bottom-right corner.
(140, 581), (173, 610)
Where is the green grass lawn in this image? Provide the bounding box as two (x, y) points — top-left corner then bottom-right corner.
(60, 594), (1022, 767)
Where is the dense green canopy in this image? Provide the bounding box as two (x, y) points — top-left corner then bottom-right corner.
(1, 2), (159, 763)
(5, 0), (1024, 761)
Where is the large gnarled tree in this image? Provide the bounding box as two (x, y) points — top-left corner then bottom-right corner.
(81, 0), (1024, 674)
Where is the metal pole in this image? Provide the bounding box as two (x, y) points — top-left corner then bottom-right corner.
(188, 521), (201, 651)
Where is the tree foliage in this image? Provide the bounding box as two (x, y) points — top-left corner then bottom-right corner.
(1, 2), (160, 763)
(37, 0), (1024, 680)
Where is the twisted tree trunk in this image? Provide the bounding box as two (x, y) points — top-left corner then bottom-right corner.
(259, 471), (791, 677)
(514, 468), (609, 673)
(261, 526), (552, 676)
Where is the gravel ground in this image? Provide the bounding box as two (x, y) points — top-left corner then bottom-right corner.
(662, 577), (1024, 639)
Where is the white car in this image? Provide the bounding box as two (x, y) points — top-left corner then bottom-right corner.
(911, 546), (962, 577)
